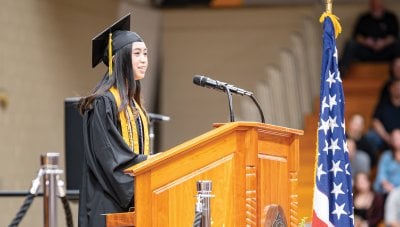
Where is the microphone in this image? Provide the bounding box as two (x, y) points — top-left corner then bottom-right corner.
(193, 75), (253, 96)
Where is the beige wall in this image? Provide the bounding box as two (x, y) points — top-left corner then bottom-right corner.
(160, 5), (320, 150)
(1, 0), (400, 226)
(0, 0), (161, 226)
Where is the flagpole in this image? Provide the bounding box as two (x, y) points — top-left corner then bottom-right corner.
(326, 0), (332, 13)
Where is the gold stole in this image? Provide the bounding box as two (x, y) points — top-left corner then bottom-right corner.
(109, 87), (149, 155)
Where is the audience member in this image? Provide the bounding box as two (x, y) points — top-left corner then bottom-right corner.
(373, 129), (400, 194)
(366, 80), (400, 151)
(385, 187), (400, 227)
(353, 172), (384, 227)
(378, 56), (400, 104)
(339, 0), (400, 75)
(348, 138), (371, 178)
(347, 114), (377, 166)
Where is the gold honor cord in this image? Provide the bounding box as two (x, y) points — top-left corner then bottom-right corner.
(108, 33), (113, 76)
(110, 87), (149, 155)
(134, 100), (150, 155)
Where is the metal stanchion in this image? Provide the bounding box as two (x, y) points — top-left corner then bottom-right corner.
(7, 152), (73, 227)
(41, 153), (63, 227)
(193, 180), (213, 227)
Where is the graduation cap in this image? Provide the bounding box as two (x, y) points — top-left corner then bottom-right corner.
(92, 13), (143, 75)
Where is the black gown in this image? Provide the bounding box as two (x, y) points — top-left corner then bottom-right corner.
(78, 91), (147, 227)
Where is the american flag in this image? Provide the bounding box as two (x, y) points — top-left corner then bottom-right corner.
(311, 16), (354, 226)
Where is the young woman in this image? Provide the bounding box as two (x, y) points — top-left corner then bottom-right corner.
(78, 14), (151, 226)
(374, 129), (400, 194)
(353, 172), (384, 227)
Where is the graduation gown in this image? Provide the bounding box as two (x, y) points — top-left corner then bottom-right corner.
(78, 92), (147, 227)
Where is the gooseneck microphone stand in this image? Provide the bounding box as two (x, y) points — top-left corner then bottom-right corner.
(221, 84), (235, 122)
(249, 94), (265, 123)
(220, 84), (266, 124)
(193, 75), (265, 123)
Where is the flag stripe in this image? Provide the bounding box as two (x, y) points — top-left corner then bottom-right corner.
(313, 185), (334, 227)
(312, 210), (329, 227)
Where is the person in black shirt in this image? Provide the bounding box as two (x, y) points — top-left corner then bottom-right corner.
(339, 0), (400, 76)
(346, 114), (377, 166)
(366, 79), (400, 152)
(378, 56), (400, 104)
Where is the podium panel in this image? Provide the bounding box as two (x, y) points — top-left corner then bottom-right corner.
(107, 122), (302, 227)
(151, 158), (237, 226)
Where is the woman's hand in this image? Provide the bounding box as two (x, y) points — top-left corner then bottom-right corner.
(382, 180), (395, 193)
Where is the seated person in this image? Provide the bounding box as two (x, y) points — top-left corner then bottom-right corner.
(339, 0), (400, 75)
(347, 114), (377, 166)
(353, 172), (384, 227)
(347, 138), (371, 178)
(373, 129), (400, 194)
(379, 56), (400, 104)
(385, 187), (400, 227)
(366, 79), (400, 151)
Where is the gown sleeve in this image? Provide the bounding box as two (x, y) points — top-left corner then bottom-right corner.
(83, 94), (147, 209)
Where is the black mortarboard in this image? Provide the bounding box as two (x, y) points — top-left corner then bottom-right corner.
(92, 13), (143, 72)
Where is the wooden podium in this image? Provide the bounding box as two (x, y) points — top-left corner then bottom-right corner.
(106, 122), (303, 226)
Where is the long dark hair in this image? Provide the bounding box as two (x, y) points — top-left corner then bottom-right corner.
(79, 43), (144, 115)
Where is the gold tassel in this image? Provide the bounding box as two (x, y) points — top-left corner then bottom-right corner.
(320, 0), (342, 39)
(319, 12), (342, 39)
(108, 33), (113, 76)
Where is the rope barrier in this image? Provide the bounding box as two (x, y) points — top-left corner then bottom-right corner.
(8, 193), (35, 227)
(192, 211), (202, 227)
(60, 196), (74, 227)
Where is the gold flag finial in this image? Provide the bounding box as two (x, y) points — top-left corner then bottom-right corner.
(326, 0), (332, 13)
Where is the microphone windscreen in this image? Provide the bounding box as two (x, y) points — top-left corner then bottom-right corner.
(193, 75), (205, 87)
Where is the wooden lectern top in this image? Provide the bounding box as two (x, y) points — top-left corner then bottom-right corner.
(125, 122), (303, 176)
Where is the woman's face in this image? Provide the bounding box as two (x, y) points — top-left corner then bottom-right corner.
(390, 81), (400, 107)
(355, 173), (370, 192)
(347, 139), (356, 159)
(348, 115), (364, 138)
(131, 42), (148, 80)
(392, 130), (400, 150)
(392, 58), (400, 79)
